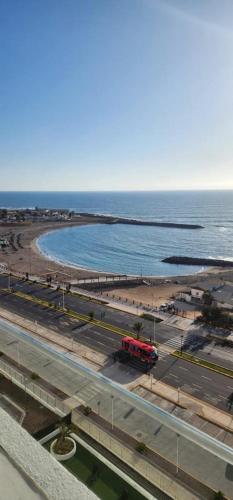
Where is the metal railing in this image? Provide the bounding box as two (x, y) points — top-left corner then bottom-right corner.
(0, 358), (68, 416)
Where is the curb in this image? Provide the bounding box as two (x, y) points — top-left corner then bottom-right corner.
(172, 351), (233, 379)
(138, 383), (233, 435)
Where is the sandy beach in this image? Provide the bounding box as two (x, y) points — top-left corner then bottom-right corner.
(0, 215), (108, 280)
(1, 216), (233, 308)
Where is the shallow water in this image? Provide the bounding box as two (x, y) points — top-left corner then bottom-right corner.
(1, 191), (233, 276)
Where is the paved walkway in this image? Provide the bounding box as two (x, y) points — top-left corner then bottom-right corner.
(0, 306), (107, 371)
(138, 375), (233, 434)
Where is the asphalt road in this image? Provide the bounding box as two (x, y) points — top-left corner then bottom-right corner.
(0, 275), (181, 343)
(0, 277), (233, 412)
(0, 316), (232, 498)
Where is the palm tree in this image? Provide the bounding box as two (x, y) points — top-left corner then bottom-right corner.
(89, 311), (94, 322)
(54, 423), (72, 454)
(133, 322), (143, 340)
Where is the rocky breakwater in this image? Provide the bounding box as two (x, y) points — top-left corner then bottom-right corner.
(162, 256), (233, 267)
(78, 213), (204, 230)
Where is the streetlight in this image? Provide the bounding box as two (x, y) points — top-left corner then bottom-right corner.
(97, 401), (101, 416)
(150, 372), (153, 390)
(62, 288), (65, 310)
(111, 395), (114, 430)
(14, 340), (20, 367)
(176, 433), (180, 474)
(180, 334), (184, 354)
(8, 272), (11, 291)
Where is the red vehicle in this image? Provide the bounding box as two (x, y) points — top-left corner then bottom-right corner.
(114, 336), (158, 370)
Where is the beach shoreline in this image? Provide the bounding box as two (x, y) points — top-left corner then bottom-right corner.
(1, 216), (233, 307)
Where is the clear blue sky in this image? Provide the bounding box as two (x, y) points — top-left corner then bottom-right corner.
(1, 0), (233, 191)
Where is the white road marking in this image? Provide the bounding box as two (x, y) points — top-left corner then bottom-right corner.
(201, 375), (212, 381)
(192, 383), (202, 389)
(178, 366), (188, 371)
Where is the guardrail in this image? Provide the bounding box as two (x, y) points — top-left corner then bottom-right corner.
(0, 358), (68, 416)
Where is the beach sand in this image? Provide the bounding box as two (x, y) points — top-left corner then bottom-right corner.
(1, 217), (233, 308)
(0, 215), (109, 280)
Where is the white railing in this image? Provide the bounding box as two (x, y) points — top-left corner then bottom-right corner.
(0, 358), (68, 416)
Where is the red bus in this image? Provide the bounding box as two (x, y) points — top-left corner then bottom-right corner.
(119, 336), (158, 367)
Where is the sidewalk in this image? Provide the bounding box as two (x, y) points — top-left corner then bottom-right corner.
(138, 375), (233, 434)
(0, 306), (107, 371)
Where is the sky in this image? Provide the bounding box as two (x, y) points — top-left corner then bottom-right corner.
(0, 0), (233, 191)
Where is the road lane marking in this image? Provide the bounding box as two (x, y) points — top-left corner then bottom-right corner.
(192, 383), (202, 389)
(201, 375), (212, 381)
(178, 366), (188, 371)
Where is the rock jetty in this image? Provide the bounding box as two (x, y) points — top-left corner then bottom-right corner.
(78, 213), (203, 230)
(162, 256), (233, 267)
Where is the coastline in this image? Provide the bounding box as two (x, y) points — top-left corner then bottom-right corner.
(0, 215), (112, 280)
(35, 230), (208, 279)
(2, 215), (233, 310)
(0, 216), (232, 283)
(34, 231), (121, 277)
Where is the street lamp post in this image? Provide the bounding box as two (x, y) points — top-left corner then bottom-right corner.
(16, 341), (20, 367)
(176, 433), (180, 474)
(180, 334), (184, 354)
(111, 395), (114, 430)
(62, 288), (65, 310)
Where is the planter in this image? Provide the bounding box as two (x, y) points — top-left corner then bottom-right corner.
(50, 437), (76, 462)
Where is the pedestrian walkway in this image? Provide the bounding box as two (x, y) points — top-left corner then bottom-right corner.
(163, 315), (193, 331)
(158, 333), (189, 359)
(0, 306), (108, 370)
(139, 375), (233, 434)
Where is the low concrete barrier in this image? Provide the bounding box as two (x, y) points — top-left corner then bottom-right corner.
(72, 411), (200, 500)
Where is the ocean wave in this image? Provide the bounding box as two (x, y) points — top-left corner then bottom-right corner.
(208, 255), (233, 262)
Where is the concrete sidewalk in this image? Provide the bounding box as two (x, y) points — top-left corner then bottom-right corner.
(0, 306), (107, 371)
(138, 375), (233, 434)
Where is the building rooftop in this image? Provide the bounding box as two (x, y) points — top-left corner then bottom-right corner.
(0, 407), (98, 500)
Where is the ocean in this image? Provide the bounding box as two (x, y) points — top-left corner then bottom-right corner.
(1, 191), (233, 276)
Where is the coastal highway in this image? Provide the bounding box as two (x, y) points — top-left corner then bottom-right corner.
(0, 277), (233, 412)
(0, 274), (231, 369)
(0, 316), (232, 498)
(0, 275), (183, 344)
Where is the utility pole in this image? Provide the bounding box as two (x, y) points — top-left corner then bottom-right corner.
(17, 341), (20, 367)
(62, 288), (65, 310)
(180, 334), (184, 354)
(29, 246), (32, 276)
(111, 395), (114, 430)
(176, 434), (180, 474)
(8, 273), (11, 290)
(153, 317), (156, 344)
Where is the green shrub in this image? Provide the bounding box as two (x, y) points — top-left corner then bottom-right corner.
(83, 406), (92, 416)
(135, 441), (147, 454)
(213, 492), (225, 500)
